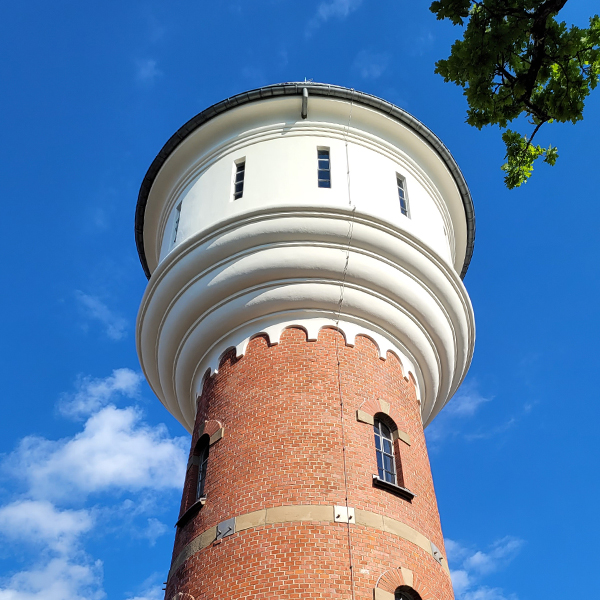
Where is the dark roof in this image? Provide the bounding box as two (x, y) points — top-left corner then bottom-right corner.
(135, 82), (475, 279)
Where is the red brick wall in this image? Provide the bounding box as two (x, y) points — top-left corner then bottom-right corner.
(165, 327), (454, 600)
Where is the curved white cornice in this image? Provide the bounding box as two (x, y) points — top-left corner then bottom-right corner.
(136, 208), (474, 431)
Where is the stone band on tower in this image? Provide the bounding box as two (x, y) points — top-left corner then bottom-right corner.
(135, 83), (475, 600)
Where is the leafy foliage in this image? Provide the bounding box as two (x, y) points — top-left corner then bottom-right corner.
(430, 0), (600, 188)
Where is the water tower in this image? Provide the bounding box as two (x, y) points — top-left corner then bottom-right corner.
(135, 83), (475, 600)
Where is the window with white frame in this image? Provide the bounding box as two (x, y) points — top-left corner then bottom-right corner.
(318, 148), (331, 188)
(396, 174), (409, 217)
(374, 418), (396, 485)
(233, 159), (245, 200)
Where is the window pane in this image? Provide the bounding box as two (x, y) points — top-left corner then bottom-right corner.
(380, 422), (391, 438)
(196, 446), (209, 499)
(397, 175), (409, 217)
(383, 438), (392, 454)
(376, 451), (383, 471)
(385, 470), (395, 483)
(384, 454), (393, 472)
(318, 149), (331, 188)
(374, 435), (381, 450)
(233, 161), (245, 199)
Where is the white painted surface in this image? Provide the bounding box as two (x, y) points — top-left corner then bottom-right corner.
(136, 94), (475, 431)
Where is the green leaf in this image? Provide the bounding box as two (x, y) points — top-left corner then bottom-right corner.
(430, 1), (600, 188)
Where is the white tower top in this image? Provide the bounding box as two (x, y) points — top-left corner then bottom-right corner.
(135, 82), (476, 431)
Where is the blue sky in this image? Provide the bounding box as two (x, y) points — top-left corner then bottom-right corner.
(1, 1), (599, 599)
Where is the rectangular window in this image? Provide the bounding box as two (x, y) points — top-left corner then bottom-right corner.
(397, 175), (409, 217)
(172, 202), (182, 246)
(318, 148), (331, 188)
(233, 160), (245, 200)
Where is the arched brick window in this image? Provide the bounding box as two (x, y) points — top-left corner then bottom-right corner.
(395, 586), (422, 600)
(374, 417), (397, 485)
(372, 413), (412, 499)
(194, 435), (209, 500)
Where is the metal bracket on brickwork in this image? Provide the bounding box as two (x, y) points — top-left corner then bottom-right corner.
(215, 517), (235, 541)
(334, 505), (355, 523)
(430, 541), (444, 564)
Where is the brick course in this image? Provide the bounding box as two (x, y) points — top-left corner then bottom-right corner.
(166, 327), (454, 600)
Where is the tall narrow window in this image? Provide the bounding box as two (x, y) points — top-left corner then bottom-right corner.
(233, 160), (245, 200)
(196, 441), (209, 500)
(172, 202), (182, 246)
(318, 148), (331, 188)
(374, 418), (396, 485)
(397, 175), (409, 217)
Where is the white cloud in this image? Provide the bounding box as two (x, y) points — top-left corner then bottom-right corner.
(450, 569), (471, 597)
(445, 538), (471, 562)
(464, 537), (524, 576)
(140, 518), (168, 546)
(353, 50), (389, 79)
(122, 573), (165, 600)
(447, 537), (523, 600)
(306, 0), (363, 35)
(0, 368), (188, 600)
(135, 59), (162, 84)
(0, 501), (92, 554)
(59, 368), (142, 418)
(445, 381), (493, 417)
(124, 585), (164, 600)
(7, 405), (187, 500)
(316, 0), (363, 20)
(426, 379), (495, 445)
(75, 291), (127, 341)
(462, 587), (517, 600)
(0, 557), (104, 600)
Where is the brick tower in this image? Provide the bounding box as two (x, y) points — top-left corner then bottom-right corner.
(135, 83), (475, 600)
